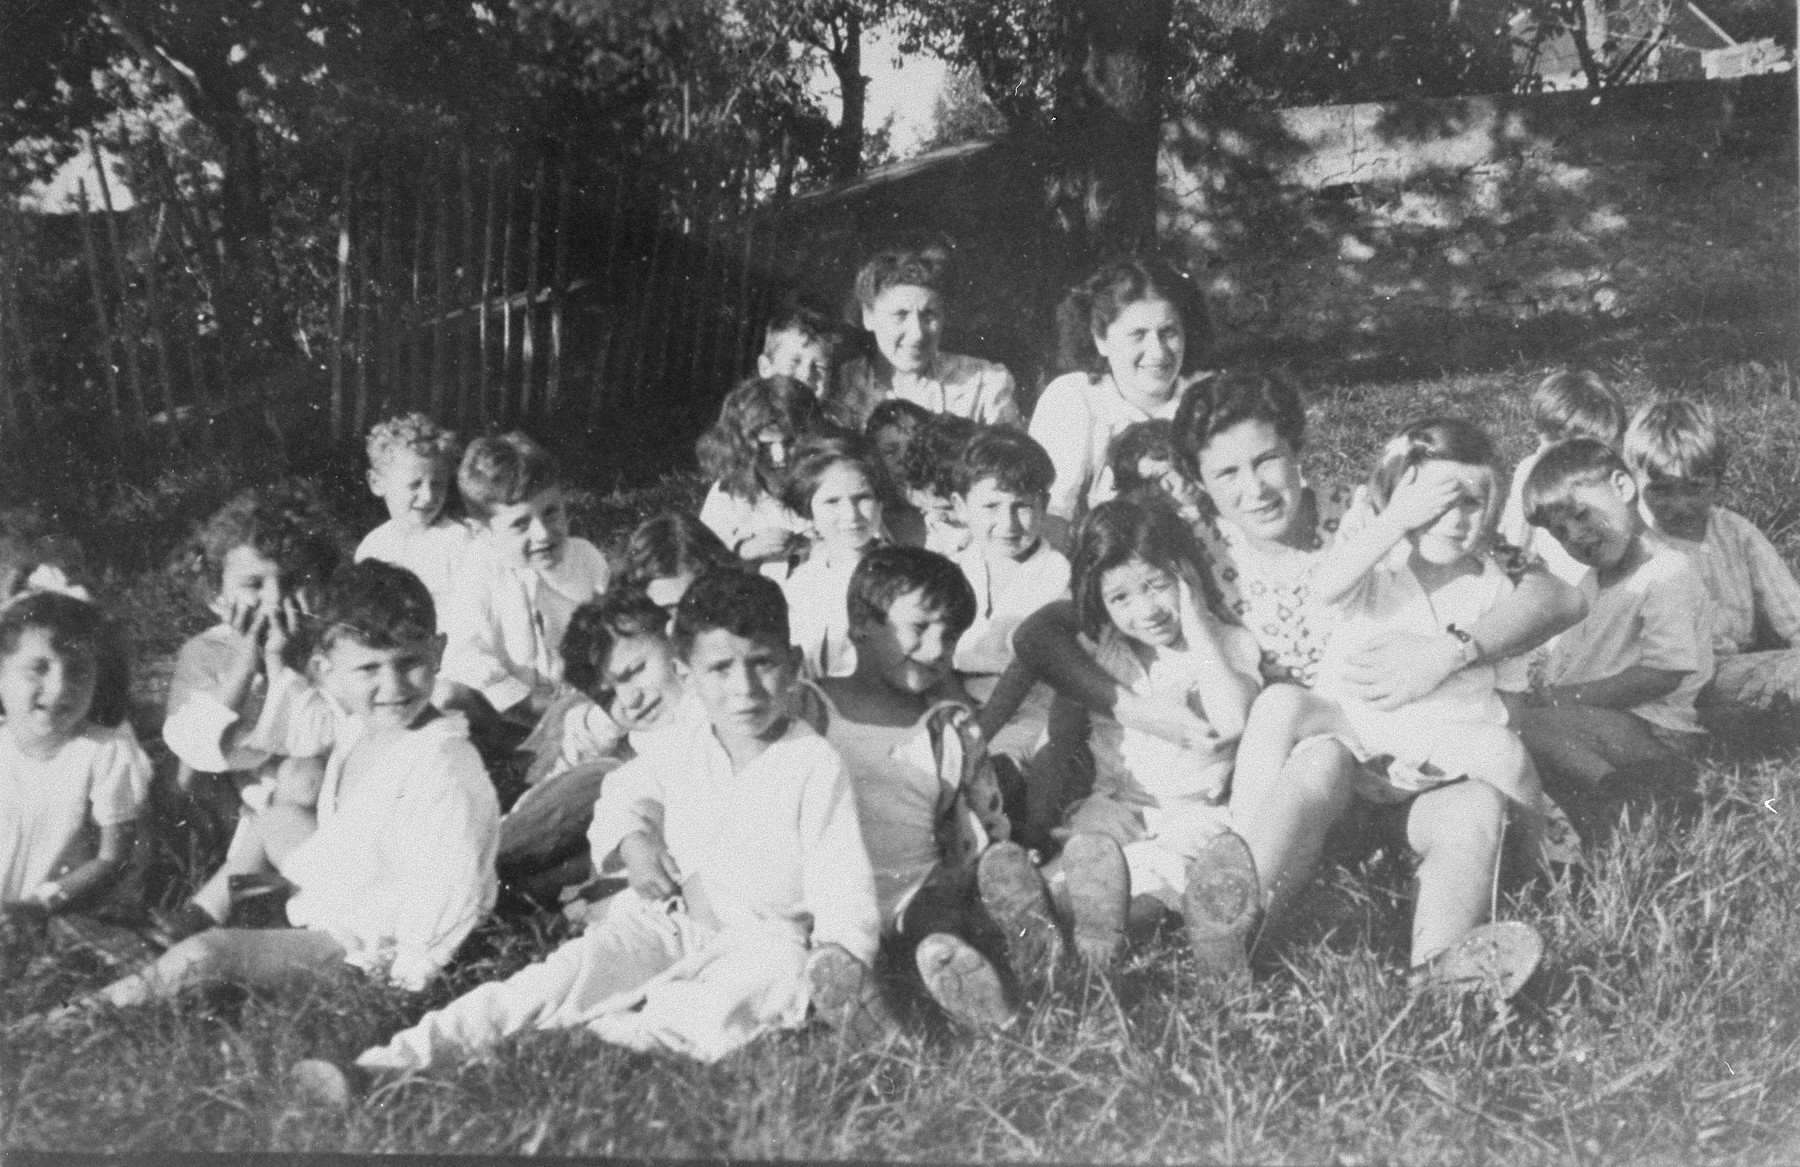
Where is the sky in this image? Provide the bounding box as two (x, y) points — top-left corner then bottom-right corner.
(820, 26), (948, 159)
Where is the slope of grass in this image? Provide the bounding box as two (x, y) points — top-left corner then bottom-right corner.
(4, 357), (1800, 1162)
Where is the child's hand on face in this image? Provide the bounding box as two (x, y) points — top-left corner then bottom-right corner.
(1383, 464), (1464, 534)
(619, 831), (682, 900)
(260, 593), (310, 675)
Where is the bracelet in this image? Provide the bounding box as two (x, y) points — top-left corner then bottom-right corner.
(1445, 624), (1482, 668)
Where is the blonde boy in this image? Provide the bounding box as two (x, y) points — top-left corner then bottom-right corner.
(1498, 370), (1627, 585)
(1513, 438), (1715, 829)
(1625, 397), (1800, 714)
(85, 561), (499, 1011)
(436, 433), (609, 747)
(292, 570), (884, 1100)
(355, 413), (472, 612)
(831, 244), (1021, 429)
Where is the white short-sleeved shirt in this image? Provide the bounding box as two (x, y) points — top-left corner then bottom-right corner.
(0, 723), (152, 902)
(1499, 448), (1586, 585)
(1547, 539), (1716, 735)
(438, 537), (611, 712)
(1028, 371), (1200, 522)
(953, 540), (1071, 676)
(832, 352), (1022, 430)
(355, 517), (476, 614)
(1656, 506), (1800, 655)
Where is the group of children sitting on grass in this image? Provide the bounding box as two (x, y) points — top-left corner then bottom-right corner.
(3, 241), (1798, 1106)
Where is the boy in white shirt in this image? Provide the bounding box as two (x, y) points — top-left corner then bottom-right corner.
(812, 545), (1060, 1032)
(831, 243), (1021, 430)
(951, 428), (1071, 843)
(436, 432), (610, 775)
(78, 560), (499, 1012)
(1624, 397), (1800, 715)
(1510, 438), (1715, 834)
(354, 413), (473, 614)
(291, 569), (886, 1102)
(1497, 370), (1626, 585)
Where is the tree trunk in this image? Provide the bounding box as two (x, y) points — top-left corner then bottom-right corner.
(1045, 0), (1172, 267)
(829, 9), (867, 183)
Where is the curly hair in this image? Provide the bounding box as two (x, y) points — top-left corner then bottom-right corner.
(366, 413), (462, 473)
(697, 376), (830, 501)
(0, 592), (130, 729)
(1054, 255), (1212, 380)
(561, 590), (672, 701)
(187, 482), (346, 598)
(1171, 371), (1309, 484)
(901, 413), (980, 501)
(619, 512), (735, 592)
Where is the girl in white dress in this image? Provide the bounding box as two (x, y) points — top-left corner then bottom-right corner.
(1234, 417), (1569, 973)
(0, 591), (151, 971)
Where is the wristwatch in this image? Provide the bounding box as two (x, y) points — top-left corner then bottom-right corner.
(1445, 624), (1482, 668)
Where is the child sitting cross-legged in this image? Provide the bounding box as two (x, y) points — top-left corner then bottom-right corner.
(436, 432), (609, 779)
(65, 560), (500, 1017)
(1624, 397), (1800, 717)
(498, 590), (693, 905)
(157, 484), (344, 943)
(354, 413), (472, 614)
(1510, 436), (1716, 834)
(290, 569), (886, 1104)
(1498, 370), (1627, 586)
(0, 593), (150, 978)
(808, 545), (1062, 1031)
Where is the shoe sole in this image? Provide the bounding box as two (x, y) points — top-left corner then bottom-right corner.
(915, 933), (1017, 1032)
(1421, 921), (1544, 1001)
(1061, 834), (1129, 969)
(807, 946), (897, 1046)
(976, 842), (1064, 999)
(1181, 831), (1259, 987)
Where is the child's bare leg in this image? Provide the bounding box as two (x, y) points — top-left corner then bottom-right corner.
(93, 927), (346, 1009)
(190, 803), (318, 921)
(1236, 736), (1358, 945)
(1231, 685), (1344, 825)
(1405, 779), (1507, 967)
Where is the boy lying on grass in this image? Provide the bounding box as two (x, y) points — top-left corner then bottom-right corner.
(290, 568), (885, 1105)
(42, 560), (499, 1016)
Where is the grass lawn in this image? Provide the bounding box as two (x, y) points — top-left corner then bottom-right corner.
(5, 355), (1800, 1162)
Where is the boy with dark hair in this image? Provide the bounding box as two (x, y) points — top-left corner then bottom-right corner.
(498, 591), (691, 903)
(158, 483), (346, 942)
(813, 544), (1061, 1031)
(437, 432), (609, 758)
(832, 242), (1021, 430)
(293, 568), (885, 1100)
(1499, 370), (1628, 584)
(949, 429), (1073, 842)
(83, 560), (499, 1012)
(1624, 397), (1800, 714)
(1511, 438), (1716, 833)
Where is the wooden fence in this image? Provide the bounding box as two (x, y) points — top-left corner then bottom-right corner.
(0, 132), (799, 455)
